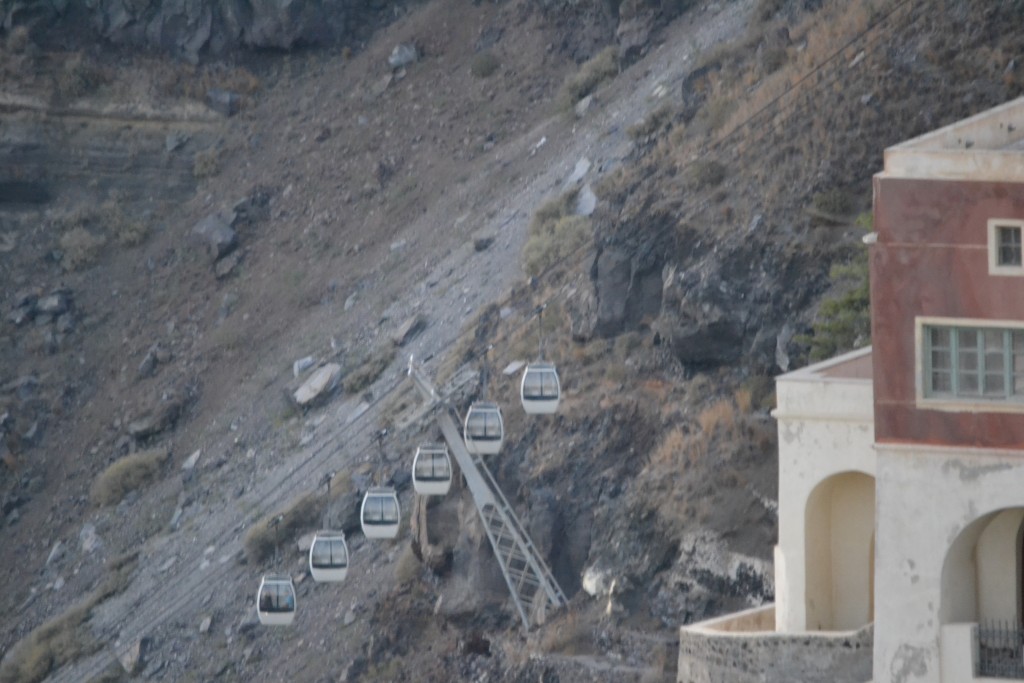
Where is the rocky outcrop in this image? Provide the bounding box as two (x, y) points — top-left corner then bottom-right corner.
(2, 0), (390, 62)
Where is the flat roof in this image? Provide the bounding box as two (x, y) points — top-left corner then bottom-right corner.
(778, 346), (873, 383)
(879, 97), (1024, 182)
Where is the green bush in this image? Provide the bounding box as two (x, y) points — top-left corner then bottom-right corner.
(90, 449), (168, 506)
(800, 213), (873, 361)
(244, 493), (322, 563)
(558, 46), (619, 110)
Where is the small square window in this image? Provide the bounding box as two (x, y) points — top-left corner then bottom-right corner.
(989, 219), (1024, 275)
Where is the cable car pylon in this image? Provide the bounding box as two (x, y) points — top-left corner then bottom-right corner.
(407, 356), (567, 630)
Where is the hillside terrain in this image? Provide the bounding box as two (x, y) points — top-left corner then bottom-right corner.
(0, 0), (1022, 681)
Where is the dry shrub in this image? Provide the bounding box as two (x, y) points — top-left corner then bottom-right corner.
(522, 191), (591, 276)
(0, 604), (96, 683)
(105, 203), (148, 246)
(734, 387), (753, 414)
(157, 62), (261, 102)
(628, 103), (676, 141)
(558, 46), (619, 111)
(90, 448), (168, 507)
(688, 160), (726, 188)
(0, 554), (138, 683)
(58, 227), (106, 271)
(812, 187), (853, 216)
(539, 609), (591, 655)
(53, 53), (110, 103)
(244, 493), (321, 563)
(193, 147), (221, 179)
(698, 398), (736, 436)
(650, 425), (687, 468)
(470, 51), (501, 78)
(344, 345), (396, 394)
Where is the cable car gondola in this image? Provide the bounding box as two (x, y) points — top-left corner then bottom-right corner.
(256, 574), (296, 626)
(360, 487), (400, 539)
(412, 443), (452, 496)
(464, 401), (504, 455)
(521, 361), (561, 414)
(309, 530), (349, 582)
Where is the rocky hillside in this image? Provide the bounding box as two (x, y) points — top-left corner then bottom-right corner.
(0, 0), (1021, 681)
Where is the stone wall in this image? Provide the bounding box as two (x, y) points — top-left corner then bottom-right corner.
(677, 605), (873, 683)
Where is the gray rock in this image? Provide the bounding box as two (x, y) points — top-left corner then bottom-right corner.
(117, 637), (149, 675)
(293, 356), (315, 378)
(567, 157), (591, 185)
(199, 615), (212, 634)
(214, 250), (242, 279)
(292, 363), (342, 407)
(343, 609), (356, 626)
(36, 292), (69, 315)
(166, 131), (190, 152)
(575, 184), (597, 217)
(181, 449), (202, 471)
(127, 394), (185, 438)
(80, 523), (102, 554)
(473, 235), (495, 252)
(46, 540), (65, 566)
(55, 312), (74, 334)
(388, 43), (418, 69)
(206, 88), (240, 117)
(8, 307), (32, 326)
(191, 211), (237, 261)
(392, 314), (426, 347)
(574, 94), (593, 118)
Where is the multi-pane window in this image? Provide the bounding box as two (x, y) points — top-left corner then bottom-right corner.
(925, 325), (1024, 400)
(989, 220), (1024, 275)
(998, 225), (1022, 267)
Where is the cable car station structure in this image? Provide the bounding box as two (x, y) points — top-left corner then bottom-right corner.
(408, 357), (567, 630)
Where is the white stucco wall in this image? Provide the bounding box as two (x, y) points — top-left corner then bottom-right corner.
(873, 444), (1024, 683)
(773, 347), (876, 633)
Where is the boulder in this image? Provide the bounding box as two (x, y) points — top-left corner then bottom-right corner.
(388, 43), (418, 69)
(391, 314), (426, 347)
(191, 211), (237, 260)
(117, 638), (149, 675)
(128, 393), (186, 438)
(206, 88), (240, 117)
(292, 363), (342, 407)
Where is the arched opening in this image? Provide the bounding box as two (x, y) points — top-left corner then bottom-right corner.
(941, 508), (1024, 625)
(804, 471), (875, 631)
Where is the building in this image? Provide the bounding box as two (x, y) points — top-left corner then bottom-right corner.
(678, 97), (1024, 683)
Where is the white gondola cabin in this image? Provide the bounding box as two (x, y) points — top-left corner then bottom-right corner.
(257, 574), (296, 626)
(309, 531), (349, 582)
(413, 443), (452, 496)
(360, 487), (400, 539)
(520, 362), (561, 414)
(464, 401), (503, 455)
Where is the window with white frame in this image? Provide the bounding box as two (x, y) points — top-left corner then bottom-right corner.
(923, 323), (1024, 401)
(988, 219), (1024, 275)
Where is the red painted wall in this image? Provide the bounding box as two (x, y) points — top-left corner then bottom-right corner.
(871, 176), (1024, 448)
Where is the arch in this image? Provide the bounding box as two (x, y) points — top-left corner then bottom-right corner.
(804, 471), (875, 631)
(941, 508), (1024, 625)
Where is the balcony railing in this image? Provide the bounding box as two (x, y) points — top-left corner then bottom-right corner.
(978, 620), (1024, 679)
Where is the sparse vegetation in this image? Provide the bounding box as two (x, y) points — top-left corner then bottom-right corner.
(798, 213), (872, 360)
(244, 470), (353, 563)
(522, 191), (592, 277)
(193, 147), (221, 179)
(0, 554), (138, 683)
(557, 46), (619, 111)
(394, 544), (420, 585)
(470, 51), (501, 78)
(688, 159), (727, 188)
(58, 227), (107, 272)
(343, 345), (396, 393)
(53, 53), (110, 103)
(812, 187), (854, 216)
(628, 103), (675, 141)
(90, 448), (168, 506)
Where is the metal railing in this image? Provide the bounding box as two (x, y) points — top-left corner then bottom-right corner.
(978, 620), (1024, 679)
